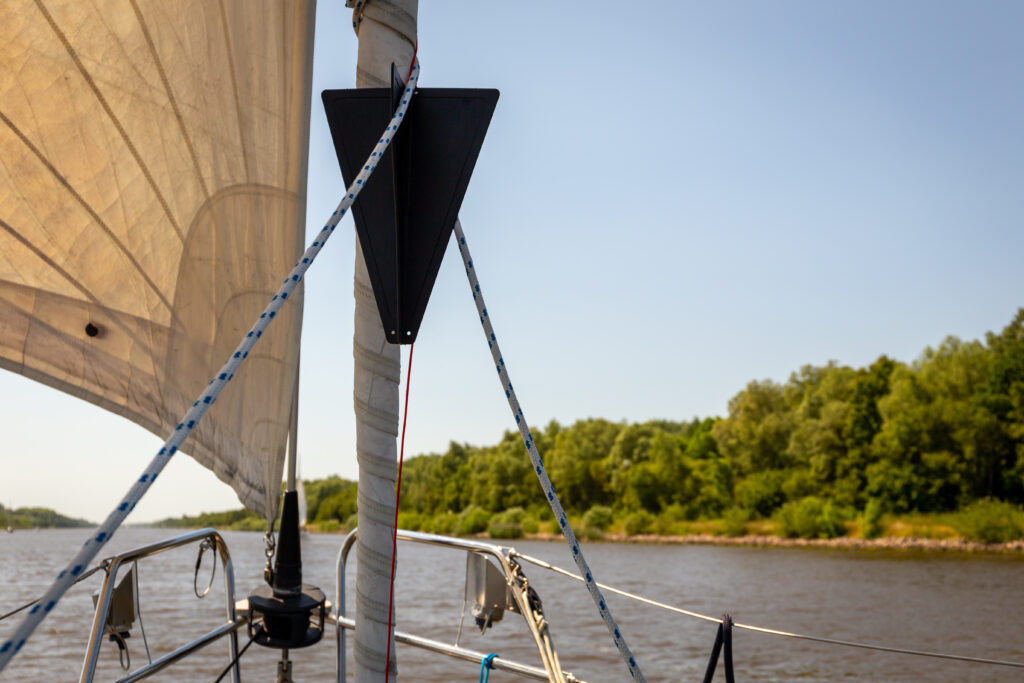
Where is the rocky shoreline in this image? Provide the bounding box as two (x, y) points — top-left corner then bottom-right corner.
(526, 532), (1024, 553)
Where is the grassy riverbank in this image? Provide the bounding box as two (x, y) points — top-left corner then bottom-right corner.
(298, 505), (1024, 550)
(152, 503), (1024, 552)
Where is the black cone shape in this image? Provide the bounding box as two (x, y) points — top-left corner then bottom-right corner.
(247, 489), (326, 649)
(322, 78), (498, 343)
(274, 490), (302, 595)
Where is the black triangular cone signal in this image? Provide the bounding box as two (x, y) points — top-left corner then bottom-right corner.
(322, 68), (498, 344)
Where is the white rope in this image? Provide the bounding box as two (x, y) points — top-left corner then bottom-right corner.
(0, 61), (421, 673)
(513, 552), (1024, 670)
(453, 219), (647, 683)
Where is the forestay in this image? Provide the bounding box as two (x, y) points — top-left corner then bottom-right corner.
(0, 0), (316, 521)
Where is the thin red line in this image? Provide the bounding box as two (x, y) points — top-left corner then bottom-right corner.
(384, 43), (416, 683)
(384, 342), (413, 683)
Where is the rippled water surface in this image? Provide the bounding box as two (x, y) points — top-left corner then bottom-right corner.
(2, 528), (1023, 681)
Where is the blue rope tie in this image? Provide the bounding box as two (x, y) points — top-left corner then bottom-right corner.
(479, 653), (498, 683)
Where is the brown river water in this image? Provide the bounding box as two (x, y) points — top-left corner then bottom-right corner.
(2, 527), (1023, 681)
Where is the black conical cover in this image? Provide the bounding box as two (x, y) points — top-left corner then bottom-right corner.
(247, 489), (325, 649)
(273, 490), (302, 595)
(322, 81), (498, 343)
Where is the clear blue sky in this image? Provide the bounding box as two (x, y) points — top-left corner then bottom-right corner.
(2, 1), (1022, 523)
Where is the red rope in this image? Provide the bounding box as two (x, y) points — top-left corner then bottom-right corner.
(384, 342), (413, 683)
(384, 43), (417, 683)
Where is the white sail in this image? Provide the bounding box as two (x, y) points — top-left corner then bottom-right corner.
(0, 0), (316, 522)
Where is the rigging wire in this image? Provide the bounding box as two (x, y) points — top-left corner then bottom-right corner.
(133, 561), (152, 666)
(213, 625), (262, 683)
(384, 342), (414, 683)
(454, 559), (470, 647)
(512, 552), (1024, 670)
(453, 219), (646, 683)
(0, 563), (106, 623)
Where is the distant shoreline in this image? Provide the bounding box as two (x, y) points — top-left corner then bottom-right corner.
(315, 526), (1024, 553)
(105, 524), (1024, 553)
(524, 532), (1024, 553)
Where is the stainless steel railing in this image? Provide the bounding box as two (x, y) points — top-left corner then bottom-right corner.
(335, 528), (585, 683)
(80, 528), (244, 683)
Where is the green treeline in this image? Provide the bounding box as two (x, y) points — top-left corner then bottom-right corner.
(165, 310), (1024, 543)
(156, 477), (360, 533)
(155, 507), (265, 531)
(0, 503), (92, 529)
(307, 309), (1024, 541)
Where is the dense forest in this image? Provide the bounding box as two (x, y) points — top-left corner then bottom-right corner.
(167, 310), (1024, 543)
(304, 309), (1024, 542)
(0, 503), (92, 529)
(155, 507), (265, 531)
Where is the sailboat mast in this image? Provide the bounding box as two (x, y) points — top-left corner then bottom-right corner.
(348, 1), (418, 681)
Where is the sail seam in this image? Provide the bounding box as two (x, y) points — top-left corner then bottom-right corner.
(0, 217), (175, 374)
(354, 278), (377, 304)
(0, 109), (175, 314)
(354, 394), (401, 436)
(356, 448), (400, 480)
(216, 0), (252, 184)
(128, 0), (211, 201)
(0, 217), (104, 311)
(356, 493), (396, 523)
(30, 0), (186, 243)
(354, 340), (402, 382)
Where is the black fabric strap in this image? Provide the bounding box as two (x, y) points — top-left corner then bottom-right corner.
(702, 614), (735, 683)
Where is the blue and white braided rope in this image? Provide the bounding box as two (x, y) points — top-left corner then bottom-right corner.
(0, 62), (421, 673)
(453, 219), (647, 682)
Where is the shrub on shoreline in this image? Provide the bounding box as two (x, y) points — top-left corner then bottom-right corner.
(718, 508), (750, 537)
(429, 512), (457, 535)
(624, 510), (653, 536)
(775, 497), (847, 539)
(457, 506), (490, 535)
(582, 505), (614, 532)
(487, 508), (525, 539)
(318, 519), (341, 533)
(955, 499), (1023, 543)
(859, 499), (884, 539)
(343, 513), (358, 531)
